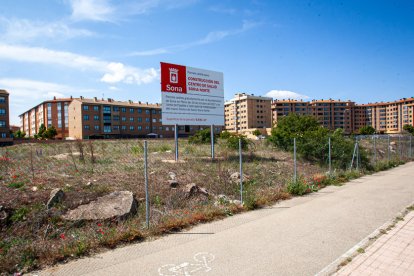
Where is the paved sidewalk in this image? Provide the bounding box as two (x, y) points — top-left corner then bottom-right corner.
(335, 210), (414, 276)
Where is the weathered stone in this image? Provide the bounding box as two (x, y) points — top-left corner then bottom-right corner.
(47, 188), (65, 209)
(184, 183), (209, 198)
(168, 172), (177, 180)
(0, 206), (8, 225)
(168, 179), (179, 188)
(230, 172), (248, 183)
(63, 191), (137, 221)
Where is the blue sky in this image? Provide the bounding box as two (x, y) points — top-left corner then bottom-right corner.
(0, 0), (413, 125)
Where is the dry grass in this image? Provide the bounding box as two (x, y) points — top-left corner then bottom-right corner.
(0, 138), (410, 274)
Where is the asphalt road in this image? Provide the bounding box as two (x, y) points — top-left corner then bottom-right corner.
(38, 162), (414, 276)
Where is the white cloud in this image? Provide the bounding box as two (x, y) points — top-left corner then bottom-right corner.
(70, 0), (115, 22)
(131, 20), (260, 56)
(265, 90), (310, 100)
(0, 17), (94, 42)
(0, 78), (96, 124)
(0, 44), (159, 85)
(68, 0), (198, 22)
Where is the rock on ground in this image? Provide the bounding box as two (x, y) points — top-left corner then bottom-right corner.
(63, 191), (138, 221)
(47, 188), (65, 209)
(184, 184), (209, 198)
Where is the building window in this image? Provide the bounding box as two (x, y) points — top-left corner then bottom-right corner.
(122, 117), (126, 121)
(103, 106), (111, 113)
(84, 125), (90, 130)
(145, 110), (150, 114)
(152, 126), (157, 130)
(146, 118), (150, 122)
(129, 108), (134, 113)
(152, 110), (156, 114)
(1, 133), (6, 138)
(113, 125), (119, 130)
(94, 115), (99, 121)
(0, 108), (5, 115)
(94, 125), (100, 130)
(83, 115), (89, 121)
(103, 126), (111, 133)
(0, 121), (6, 127)
(152, 118), (157, 123)
(130, 126), (134, 131)
(83, 105), (89, 111)
(57, 103), (62, 128)
(0, 96), (5, 103)
(138, 108), (142, 113)
(121, 125), (126, 130)
(113, 106), (119, 112)
(145, 126), (150, 130)
(64, 103), (69, 128)
(121, 107), (126, 112)
(93, 106), (99, 111)
(138, 117), (142, 122)
(129, 117), (134, 121)
(113, 115), (119, 121)
(138, 126), (142, 130)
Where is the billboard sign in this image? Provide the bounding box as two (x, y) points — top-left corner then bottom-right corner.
(161, 62), (224, 126)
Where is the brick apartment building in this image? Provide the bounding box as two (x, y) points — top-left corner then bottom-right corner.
(271, 97), (414, 134)
(0, 90), (12, 146)
(19, 97), (73, 139)
(224, 93), (272, 133)
(272, 99), (355, 133)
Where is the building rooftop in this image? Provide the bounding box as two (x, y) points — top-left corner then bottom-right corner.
(0, 89), (9, 95)
(73, 97), (161, 108)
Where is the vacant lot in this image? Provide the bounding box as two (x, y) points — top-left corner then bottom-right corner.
(0, 137), (410, 274)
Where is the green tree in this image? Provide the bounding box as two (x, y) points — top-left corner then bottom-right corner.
(37, 123), (46, 138)
(44, 126), (57, 139)
(268, 114), (369, 169)
(268, 114), (320, 151)
(14, 129), (26, 138)
(359, 125), (376, 135)
(252, 129), (261, 136)
(403, 124), (414, 135)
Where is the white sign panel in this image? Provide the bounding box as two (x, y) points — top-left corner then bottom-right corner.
(161, 62), (224, 126)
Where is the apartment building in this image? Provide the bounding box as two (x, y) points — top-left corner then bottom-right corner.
(271, 97), (414, 134)
(19, 97), (73, 139)
(272, 99), (355, 133)
(0, 90), (12, 146)
(224, 93), (272, 133)
(68, 97), (219, 139)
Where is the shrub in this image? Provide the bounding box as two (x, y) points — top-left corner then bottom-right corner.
(359, 125), (376, 135)
(224, 133), (252, 151)
(219, 130), (231, 139)
(286, 178), (308, 196)
(188, 128), (217, 144)
(252, 129), (261, 136)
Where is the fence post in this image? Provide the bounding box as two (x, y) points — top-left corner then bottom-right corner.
(328, 137), (332, 175)
(174, 124), (179, 161)
(211, 125), (215, 160)
(144, 141), (149, 229)
(398, 135), (401, 160)
(373, 135), (376, 165)
(350, 141), (357, 169)
(356, 139), (360, 171)
(387, 135), (390, 163)
(293, 138), (297, 183)
(239, 138), (243, 204)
